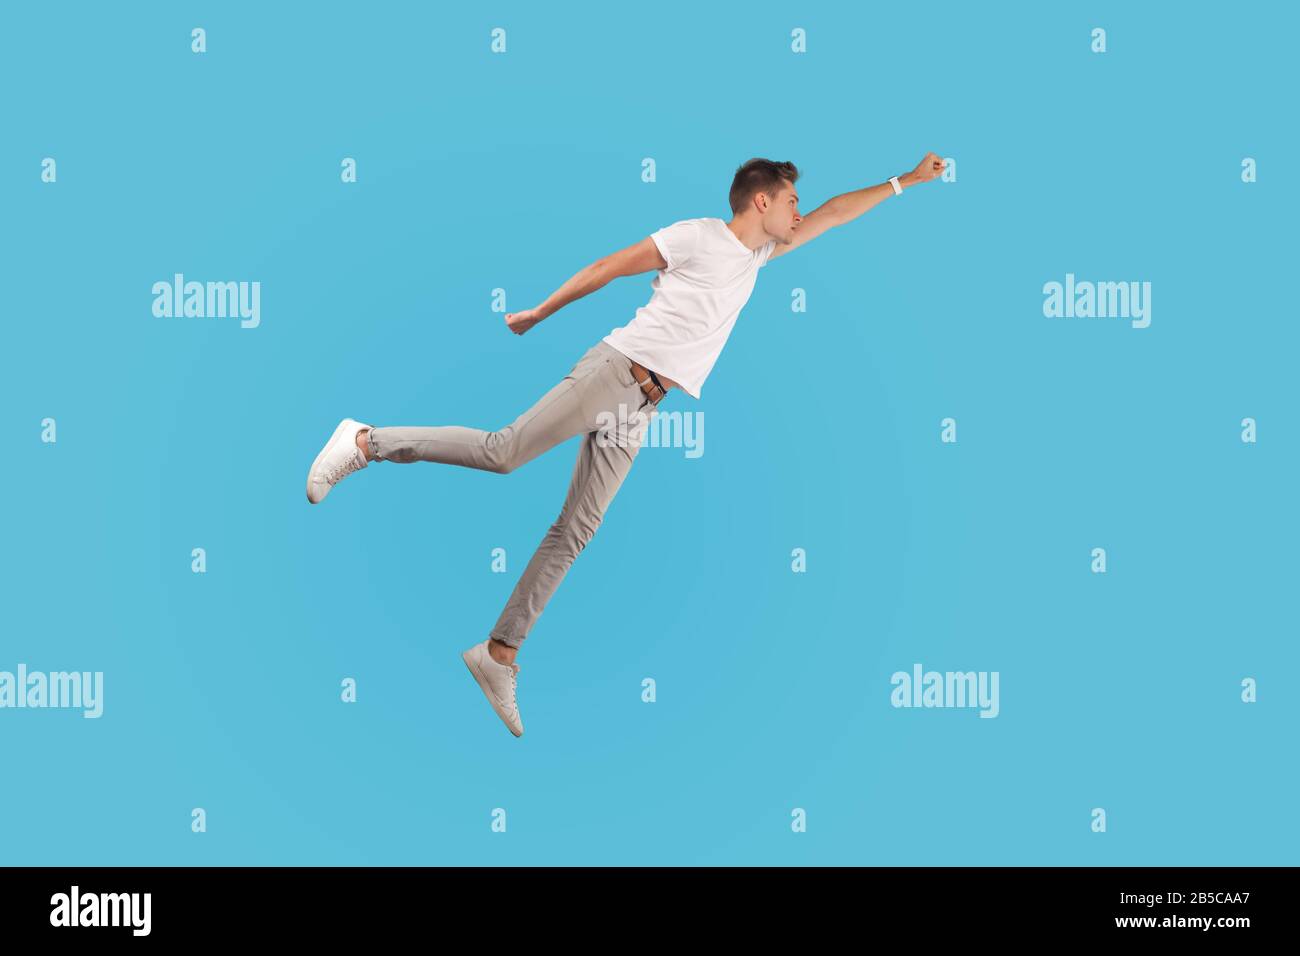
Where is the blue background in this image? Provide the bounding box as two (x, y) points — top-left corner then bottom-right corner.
(2, 1), (1295, 865)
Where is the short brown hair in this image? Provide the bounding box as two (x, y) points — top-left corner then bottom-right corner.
(728, 158), (799, 215)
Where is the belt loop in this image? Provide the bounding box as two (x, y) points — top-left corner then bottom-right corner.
(630, 359), (666, 404)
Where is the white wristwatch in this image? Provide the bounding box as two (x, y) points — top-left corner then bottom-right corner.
(889, 176), (903, 196)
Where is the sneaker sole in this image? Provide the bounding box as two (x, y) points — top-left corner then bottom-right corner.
(462, 649), (523, 737)
(306, 418), (356, 504)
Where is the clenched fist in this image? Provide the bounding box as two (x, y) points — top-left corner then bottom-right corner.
(505, 307), (545, 335)
(908, 151), (946, 185)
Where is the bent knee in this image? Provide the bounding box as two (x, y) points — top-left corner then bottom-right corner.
(484, 427), (519, 474)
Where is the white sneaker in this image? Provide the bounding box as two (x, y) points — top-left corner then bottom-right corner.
(306, 418), (372, 504)
(462, 639), (524, 737)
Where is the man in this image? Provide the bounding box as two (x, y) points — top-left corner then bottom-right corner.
(306, 153), (947, 737)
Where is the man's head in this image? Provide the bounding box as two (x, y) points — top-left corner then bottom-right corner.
(728, 158), (801, 244)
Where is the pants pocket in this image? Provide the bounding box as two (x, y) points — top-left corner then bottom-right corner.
(564, 344), (607, 384)
(610, 355), (639, 389)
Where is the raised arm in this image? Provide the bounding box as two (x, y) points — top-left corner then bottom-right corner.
(769, 151), (946, 262)
(505, 237), (666, 335)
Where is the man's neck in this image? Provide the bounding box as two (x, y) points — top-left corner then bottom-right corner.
(724, 218), (769, 253)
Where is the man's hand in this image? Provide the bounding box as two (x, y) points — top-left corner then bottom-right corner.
(504, 307), (546, 335)
(904, 151), (946, 186)
(501, 237), (663, 334)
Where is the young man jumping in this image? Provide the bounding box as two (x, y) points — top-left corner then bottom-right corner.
(306, 153), (946, 737)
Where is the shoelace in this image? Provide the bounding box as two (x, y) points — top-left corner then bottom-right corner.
(323, 450), (364, 485)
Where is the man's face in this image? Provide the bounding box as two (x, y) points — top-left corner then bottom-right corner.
(762, 182), (802, 244)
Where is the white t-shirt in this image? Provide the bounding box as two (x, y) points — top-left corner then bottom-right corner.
(603, 217), (776, 399)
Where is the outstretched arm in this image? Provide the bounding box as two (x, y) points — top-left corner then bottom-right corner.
(770, 151), (947, 262)
(505, 236), (666, 335)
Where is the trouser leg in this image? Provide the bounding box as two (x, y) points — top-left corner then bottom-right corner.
(365, 342), (619, 474)
(359, 337), (660, 649)
(488, 424), (645, 649)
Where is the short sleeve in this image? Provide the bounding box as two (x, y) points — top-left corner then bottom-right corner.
(650, 219), (701, 272)
(757, 239), (777, 267)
